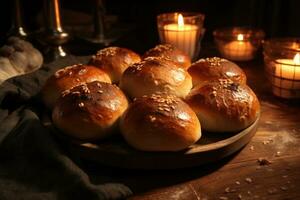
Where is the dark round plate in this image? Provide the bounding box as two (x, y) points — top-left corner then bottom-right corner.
(55, 115), (260, 169)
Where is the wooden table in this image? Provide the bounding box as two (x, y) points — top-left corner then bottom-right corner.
(81, 46), (300, 200)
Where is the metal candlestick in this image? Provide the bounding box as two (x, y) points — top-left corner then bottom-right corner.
(8, 0), (27, 38)
(42, 0), (69, 61)
(82, 0), (119, 46)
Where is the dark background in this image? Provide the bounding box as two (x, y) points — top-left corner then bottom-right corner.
(2, 0), (300, 55)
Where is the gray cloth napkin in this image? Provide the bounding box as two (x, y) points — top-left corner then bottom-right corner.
(0, 56), (132, 200)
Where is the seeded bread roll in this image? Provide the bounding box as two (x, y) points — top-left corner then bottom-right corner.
(143, 44), (191, 69)
(89, 47), (141, 83)
(185, 79), (260, 132)
(42, 64), (111, 109)
(120, 94), (201, 151)
(120, 57), (192, 99)
(188, 57), (247, 86)
(52, 81), (128, 140)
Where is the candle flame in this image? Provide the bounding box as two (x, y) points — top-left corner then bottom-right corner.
(178, 14), (184, 27)
(237, 34), (244, 41)
(291, 42), (299, 49)
(293, 53), (300, 65)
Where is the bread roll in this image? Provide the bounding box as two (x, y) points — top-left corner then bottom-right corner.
(143, 44), (191, 69)
(120, 94), (201, 151)
(188, 57), (247, 86)
(52, 81), (128, 140)
(42, 64), (111, 109)
(89, 47), (141, 83)
(120, 57), (192, 99)
(185, 79), (260, 132)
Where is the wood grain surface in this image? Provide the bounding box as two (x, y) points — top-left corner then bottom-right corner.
(74, 51), (300, 200)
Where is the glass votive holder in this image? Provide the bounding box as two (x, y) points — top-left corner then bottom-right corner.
(263, 38), (300, 99)
(213, 27), (265, 61)
(157, 12), (205, 61)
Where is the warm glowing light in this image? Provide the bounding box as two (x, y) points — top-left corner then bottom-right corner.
(291, 42), (300, 50)
(162, 13), (199, 58)
(237, 34), (244, 41)
(293, 53), (300, 65)
(178, 14), (184, 27)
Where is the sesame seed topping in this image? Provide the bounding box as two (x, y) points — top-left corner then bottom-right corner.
(195, 57), (227, 66)
(151, 44), (175, 52)
(78, 102), (84, 107)
(62, 89), (70, 97)
(218, 78), (234, 85)
(54, 64), (84, 78)
(149, 115), (156, 122)
(78, 68), (87, 75)
(95, 47), (119, 57)
(80, 84), (91, 94)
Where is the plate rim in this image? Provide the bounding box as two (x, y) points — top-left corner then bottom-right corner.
(64, 114), (260, 169)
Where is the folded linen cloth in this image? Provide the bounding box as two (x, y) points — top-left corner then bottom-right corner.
(0, 55), (132, 200)
(0, 37), (43, 84)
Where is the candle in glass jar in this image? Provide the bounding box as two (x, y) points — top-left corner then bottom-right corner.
(163, 14), (198, 59)
(272, 53), (300, 98)
(275, 53), (300, 80)
(222, 34), (254, 61)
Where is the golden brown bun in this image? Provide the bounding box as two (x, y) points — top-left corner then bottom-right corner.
(52, 81), (128, 140)
(188, 57), (247, 86)
(185, 79), (260, 132)
(120, 94), (201, 151)
(88, 47), (141, 83)
(120, 57), (192, 99)
(143, 44), (191, 69)
(42, 64), (111, 109)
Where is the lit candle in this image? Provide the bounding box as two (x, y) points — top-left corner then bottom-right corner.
(163, 14), (198, 59)
(222, 34), (254, 61)
(275, 53), (300, 80)
(273, 53), (300, 96)
(271, 53), (300, 98)
(263, 38), (300, 98)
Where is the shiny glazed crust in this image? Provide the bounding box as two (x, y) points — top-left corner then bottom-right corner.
(120, 94), (201, 151)
(185, 79), (260, 132)
(89, 47), (141, 83)
(120, 57), (192, 99)
(143, 44), (191, 69)
(188, 57), (247, 86)
(42, 64), (111, 109)
(52, 81), (128, 140)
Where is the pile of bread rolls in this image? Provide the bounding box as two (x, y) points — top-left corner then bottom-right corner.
(42, 44), (260, 152)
